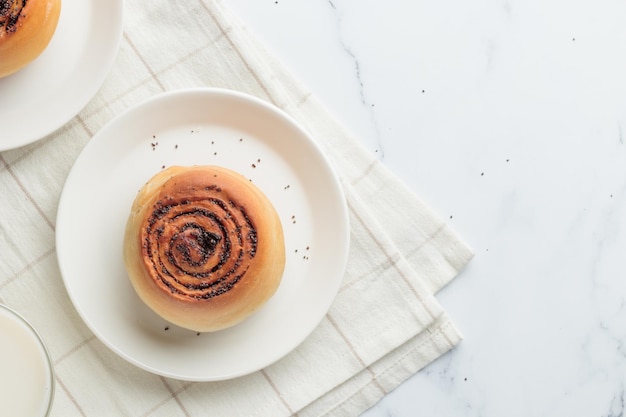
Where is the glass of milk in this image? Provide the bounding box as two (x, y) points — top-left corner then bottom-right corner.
(0, 304), (55, 417)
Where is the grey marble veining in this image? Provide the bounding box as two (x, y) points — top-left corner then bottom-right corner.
(229, 0), (626, 415)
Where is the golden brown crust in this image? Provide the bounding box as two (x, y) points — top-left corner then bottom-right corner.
(0, 0), (61, 78)
(123, 166), (286, 332)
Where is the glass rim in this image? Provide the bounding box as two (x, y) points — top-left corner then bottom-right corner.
(0, 303), (55, 417)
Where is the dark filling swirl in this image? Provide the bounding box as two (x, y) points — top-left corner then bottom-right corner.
(142, 191), (258, 300)
(0, 0), (26, 35)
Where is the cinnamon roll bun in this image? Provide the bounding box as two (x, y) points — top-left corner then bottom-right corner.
(123, 166), (286, 333)
(0, 0), (61, 78)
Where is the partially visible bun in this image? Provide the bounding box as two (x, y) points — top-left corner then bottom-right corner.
(123, 165), (286, 333)
(0, 0), (62, 79)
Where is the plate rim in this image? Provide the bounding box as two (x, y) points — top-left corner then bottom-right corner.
(0, 0), (124, 151)
(55, 87), (351, 381)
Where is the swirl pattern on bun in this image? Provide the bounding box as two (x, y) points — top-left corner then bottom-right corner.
(123, 165), (286, 333)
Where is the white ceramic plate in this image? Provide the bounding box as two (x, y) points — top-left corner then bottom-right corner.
(56, 88), (350, 381)
(0, 0), (123, 151)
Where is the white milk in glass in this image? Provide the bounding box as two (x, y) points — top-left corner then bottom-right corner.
(0, 305), (54, 417)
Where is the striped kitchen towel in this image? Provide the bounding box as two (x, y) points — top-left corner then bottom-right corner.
(0, 0), (473, 415)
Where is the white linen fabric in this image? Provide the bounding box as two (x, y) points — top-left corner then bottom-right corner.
(0, 1), (473, 415)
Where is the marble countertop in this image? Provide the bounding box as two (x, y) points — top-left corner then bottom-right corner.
(228, 1), (626, 416)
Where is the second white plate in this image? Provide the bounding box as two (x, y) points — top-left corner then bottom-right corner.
(56, 88), (350, 381)
(0, 0), (123, 151)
